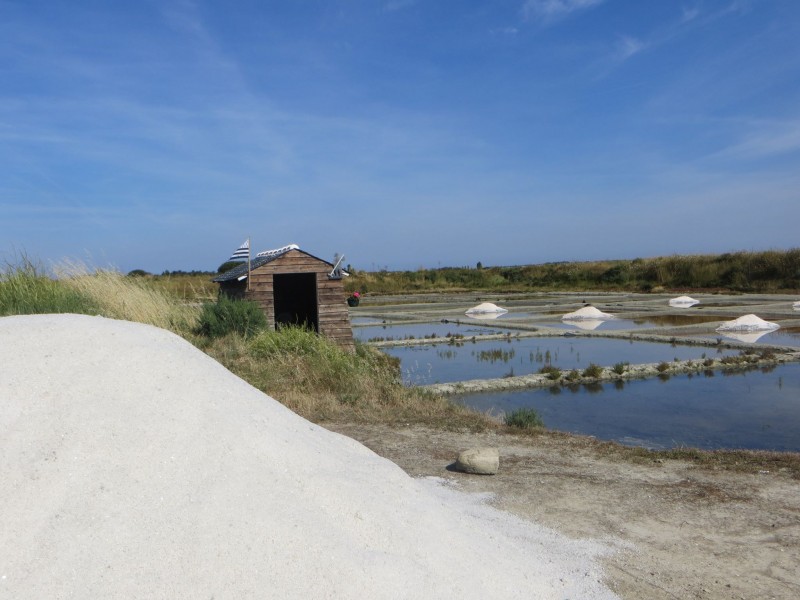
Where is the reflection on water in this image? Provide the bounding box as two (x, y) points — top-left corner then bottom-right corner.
(691, 327), (800, 348)
(385, 337), (737, 385)
(542, 318), (714, 331)
(353, 321), (500, 341)
(631, 314), (723, 326)
(453, 363), (800, 452)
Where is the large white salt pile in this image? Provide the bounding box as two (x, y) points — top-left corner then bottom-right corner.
(716, 314), (780, 332)
(0, 314), (618, 599)
(562, 305), (615, 321)
(668, 296), (699, 308)
(793, 301), (800, 311)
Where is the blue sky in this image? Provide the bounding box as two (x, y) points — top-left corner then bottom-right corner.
(1, 0), (798, 274)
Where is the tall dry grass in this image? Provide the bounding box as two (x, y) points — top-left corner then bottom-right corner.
(55, 260), (200, 335)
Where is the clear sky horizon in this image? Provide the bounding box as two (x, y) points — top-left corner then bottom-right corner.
(2, 0), (799, 274)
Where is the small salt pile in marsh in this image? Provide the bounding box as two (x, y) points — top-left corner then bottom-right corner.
(716, 314), (780, 332)
(562, 305), (616, 321)
(669, 296), (699, 307)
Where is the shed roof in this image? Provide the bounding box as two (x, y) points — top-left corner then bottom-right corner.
(212, 246), (335, 283)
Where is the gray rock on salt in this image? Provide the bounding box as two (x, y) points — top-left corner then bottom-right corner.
(455, 447), (500, 475)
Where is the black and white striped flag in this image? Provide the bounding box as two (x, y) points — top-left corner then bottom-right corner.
(229, 239), (250, 261)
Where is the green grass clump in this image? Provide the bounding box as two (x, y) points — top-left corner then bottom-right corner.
(197, 295), (267, 339)
(539, 365), (562, 380)
(582, 363), (603, 378)
(504, 407), (545, 429)
(612, 362), (628, 375)
(0, 257), (98, 316)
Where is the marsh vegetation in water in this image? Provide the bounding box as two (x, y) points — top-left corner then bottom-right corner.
(385, 337), (738, 385)
(454, 363), (800, 452)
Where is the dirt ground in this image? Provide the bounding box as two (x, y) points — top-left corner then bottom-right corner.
(327, 423), (800, 600)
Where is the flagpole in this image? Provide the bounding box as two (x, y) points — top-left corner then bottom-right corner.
(247, 236), (251, 292)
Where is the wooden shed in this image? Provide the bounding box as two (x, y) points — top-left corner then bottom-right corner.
(212, 246), (354, 349)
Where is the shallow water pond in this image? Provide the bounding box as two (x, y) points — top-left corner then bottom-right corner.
(527, 314), (724, 331)
(354, 321), (502, 342)
(453, 363), (800, 452)
(384, 337), (737, 385)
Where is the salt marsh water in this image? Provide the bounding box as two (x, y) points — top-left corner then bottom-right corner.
(712, 327), (800, 348)
(453, 363), (800, 452)
(385, 337), (737, 385)
(353, 321), (501, 341)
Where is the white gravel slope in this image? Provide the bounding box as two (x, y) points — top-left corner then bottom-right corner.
(0, 314), (618, 599)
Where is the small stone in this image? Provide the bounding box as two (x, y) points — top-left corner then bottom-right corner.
(455, 447), (500, 475)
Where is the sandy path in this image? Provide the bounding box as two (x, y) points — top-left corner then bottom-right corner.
(328, 423), (800, 600)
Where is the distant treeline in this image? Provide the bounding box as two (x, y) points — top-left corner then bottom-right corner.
(345, 249), (800, 295)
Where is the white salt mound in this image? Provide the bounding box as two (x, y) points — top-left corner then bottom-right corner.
(465, 302), (508, 315)
(793, 301), (800, 311)
(562, 306), (615, 321)
(716, 314), (780, 332)
(668, 296), (699, 307)
(717, 330), (772, 344)
(0, 314), (618, 599)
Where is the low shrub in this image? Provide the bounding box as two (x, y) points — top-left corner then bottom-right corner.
(612, 362), (628, 375)
(504, 407), (545, 429)
(197, 295), (267, 338)
(582, 363), (603, 378)
(656, 361), (670, 373)
(539, 365), (562, 380)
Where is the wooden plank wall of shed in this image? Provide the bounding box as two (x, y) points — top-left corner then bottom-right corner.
(244, 250), (354, 349)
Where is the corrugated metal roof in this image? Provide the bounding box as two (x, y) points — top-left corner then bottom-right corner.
(212, 246), (335, 283)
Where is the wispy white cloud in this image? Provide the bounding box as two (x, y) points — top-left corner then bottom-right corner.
(711, 119), (800, 160)
(597, 0), (755, 73)
(383, 0), (417, 12)
(522, 0), (605, 23)
(615, 35), (646, 60)
(490, 26), (519, 36)
(681, 5), (700, 23)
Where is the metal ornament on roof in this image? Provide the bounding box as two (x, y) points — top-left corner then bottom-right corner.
(255, 243), (300, 258)
(329, 253), (346, 279)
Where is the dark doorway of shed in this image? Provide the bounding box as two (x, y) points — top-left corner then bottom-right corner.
(273, 273), (318, 332)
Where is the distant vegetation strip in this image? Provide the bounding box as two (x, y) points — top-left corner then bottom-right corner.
(115, 248), (800, 299)
(344, 248), (800, 295)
